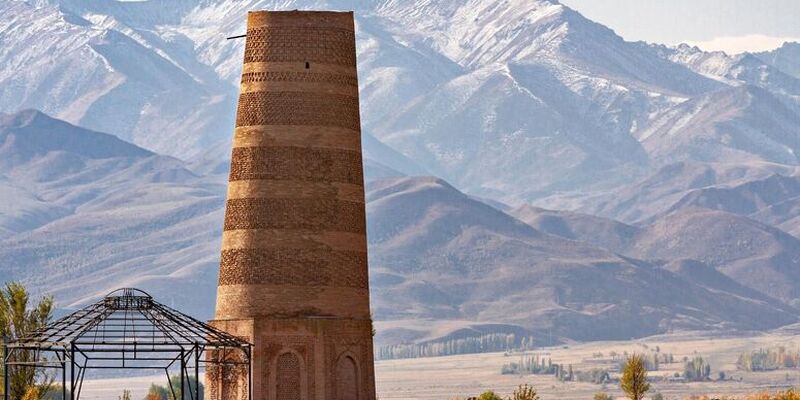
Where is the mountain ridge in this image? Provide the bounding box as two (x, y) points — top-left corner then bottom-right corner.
(2, 0), (800, 347)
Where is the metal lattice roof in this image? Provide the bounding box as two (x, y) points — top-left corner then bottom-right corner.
(3, 288), (252, 400)
(9, 288), (248, 352)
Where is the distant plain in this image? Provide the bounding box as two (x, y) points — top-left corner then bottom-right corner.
(78, 331), (800, 399)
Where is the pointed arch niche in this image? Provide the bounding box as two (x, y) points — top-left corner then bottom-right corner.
(335, 352), (360, 400)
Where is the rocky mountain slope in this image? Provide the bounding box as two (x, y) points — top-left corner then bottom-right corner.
(757, 42), (800, 80)
(3, 0), (798, 204)
(1, 110), (797, 345)
(366, 176), (797, 341)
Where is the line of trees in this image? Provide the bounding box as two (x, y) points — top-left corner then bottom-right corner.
(378, 333), (537, 360)
(615, 352), (663, 372)
(461, 355), (653, 400)
(684, 356), (712, 381)
(737, 347), (800, 372)
(500, 355), (610, 384)
(501, 355), (558, 375)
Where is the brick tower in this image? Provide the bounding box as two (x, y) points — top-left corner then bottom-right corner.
(209, 10), (376, 400)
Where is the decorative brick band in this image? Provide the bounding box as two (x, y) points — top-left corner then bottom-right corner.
(214, 285), (371, 320)
(223, 198), (366, 233)
(219, 248), (368, 288)
(229, 146), (364, 185)
(241, 71), (358, 87)
(222, 229), (367, 253)
(243, 27), (356, 66)
(232, 125), (361, 152)
(236, 91), (360, 130)
(226, 180), (364, 203)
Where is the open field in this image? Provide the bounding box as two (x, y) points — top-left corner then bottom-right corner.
(374, 331), (800, 399)
(77, 331), (800, 399)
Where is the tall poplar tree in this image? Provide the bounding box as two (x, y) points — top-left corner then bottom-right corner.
(620, 354), (650, 400)
(0, 282), (54, 399)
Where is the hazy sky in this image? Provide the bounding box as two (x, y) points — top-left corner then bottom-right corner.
(560, 0), (800, 53)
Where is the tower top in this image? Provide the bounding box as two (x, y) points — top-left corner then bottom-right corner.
(247, 10), (355, 31)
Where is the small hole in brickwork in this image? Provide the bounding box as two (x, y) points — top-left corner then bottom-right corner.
(305, 62), (310, 69)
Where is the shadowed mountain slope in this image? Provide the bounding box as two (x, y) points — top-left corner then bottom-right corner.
(366, 177), (797, 342)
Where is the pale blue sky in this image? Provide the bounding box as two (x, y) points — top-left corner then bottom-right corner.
(560, 0), (800, 53)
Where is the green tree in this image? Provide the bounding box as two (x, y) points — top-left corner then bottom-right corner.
(684, 356), (711, 381)
(620, 354), (650, 400)
(477, 391), (503, 400)
(168, 374), (204, 400)
(146, 375), (205, 400)
(0, 282), (54, 399)
(145, 383), (169, 400)
(651, 393), (664, 400)
(510, 384), (539, 400)
(41, 386), (70, 400)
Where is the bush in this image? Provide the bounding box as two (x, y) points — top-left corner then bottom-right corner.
(510, 384), (539, 400)
(477, 391), (504, 400)
(574, 368), (611, 384)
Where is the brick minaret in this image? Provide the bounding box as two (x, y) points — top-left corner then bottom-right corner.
(209, 10), (376, 400)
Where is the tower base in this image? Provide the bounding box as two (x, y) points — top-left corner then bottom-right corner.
(208, 318), (376, 400)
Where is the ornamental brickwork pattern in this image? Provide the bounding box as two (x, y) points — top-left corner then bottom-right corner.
(243, 27), (357, 66)
(222, 198), (366, 233)
(235, 92), (361, 130)
(241, 71), (358, 87)
(219, 248), (368, 288)
(228, 146), (364, 184)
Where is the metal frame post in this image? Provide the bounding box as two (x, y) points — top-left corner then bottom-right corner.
(3, 337), (9, 400)
(62, 350), (67, 400)
(194, 345), (200, 400)
(70, 343), (75, 400)
(248, 346), (253, 400)
(180, 349), (185, 400)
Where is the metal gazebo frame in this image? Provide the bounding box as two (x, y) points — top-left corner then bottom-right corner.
(2, 288), (251, 400)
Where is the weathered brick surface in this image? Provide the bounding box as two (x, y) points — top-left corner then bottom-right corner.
(229, 146), (364, 185)
(211, 10), (376, 400)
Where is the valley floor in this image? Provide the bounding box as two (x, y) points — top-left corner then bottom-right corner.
(376, 331), (800, 399)
(78, 331), (800, 399)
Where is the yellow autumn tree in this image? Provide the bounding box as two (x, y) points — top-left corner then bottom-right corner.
(620, 354), (650, 400)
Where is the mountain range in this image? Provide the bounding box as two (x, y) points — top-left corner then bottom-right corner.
(1, 0), (800, 348)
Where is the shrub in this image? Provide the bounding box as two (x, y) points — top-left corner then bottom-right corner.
(510, 384), (539, 400)
(477, 391), (503, 400)
(652, 393), (664, 400)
